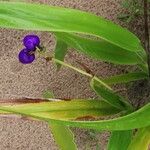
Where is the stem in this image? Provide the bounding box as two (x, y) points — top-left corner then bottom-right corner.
(52, 58), (112, 90)
(93, 76), (112, 90)
(144, 0), (150, 76)
(38, 47), (112, 89)
(38, 47), (92, 77)
(52, 58), (93, 78)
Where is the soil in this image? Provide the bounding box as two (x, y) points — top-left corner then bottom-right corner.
(0, 0), (148, 150)
(127, 80), (150, 109)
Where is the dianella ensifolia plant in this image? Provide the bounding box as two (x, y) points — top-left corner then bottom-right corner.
(0, 1), (150, 150)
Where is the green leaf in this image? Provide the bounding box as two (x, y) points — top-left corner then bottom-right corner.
(128, 127), (150, 150)
(0, 100), (150, 131)
(107, 130), (132, 150)
(46, 103), (150, 131)
(43, 92), (77, 150)
(49, 123), (77, 150)
(0, 1), (143, 52)
(55, 33), (145, 65)
(90, 77), (133, 111)
(0, 99), (120, 120)
(103, 72), (148, 85)
(42, 90), (55, 99)
(54, 38), (68, 70)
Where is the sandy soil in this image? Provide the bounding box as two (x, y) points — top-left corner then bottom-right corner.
(0, 0), (145, 149)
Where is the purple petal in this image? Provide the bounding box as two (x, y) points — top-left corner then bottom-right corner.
(18, 49), (35, 64)
(23, 34), (40, 50)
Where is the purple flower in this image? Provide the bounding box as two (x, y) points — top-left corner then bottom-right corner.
(23, 34), (40, 50)
(18, 48), (35, 64)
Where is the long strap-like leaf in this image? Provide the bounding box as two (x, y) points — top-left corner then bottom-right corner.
(0, 99), (120, 120)
(55, 33), (145, 65)
(0, 100), (150, 131)
(0, 2), (143, 52)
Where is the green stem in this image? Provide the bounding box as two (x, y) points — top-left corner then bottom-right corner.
(93, 76), (112, 90)
(38, 47), (92, 78)
(39, 49), (146, 91)
(52, 58), (92, 78)
(52, 58), (112, 90)
(38, 47), (111, 89)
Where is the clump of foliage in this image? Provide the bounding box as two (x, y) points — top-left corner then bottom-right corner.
(0, 1), (150, 150)
(118, 0), (150, 23)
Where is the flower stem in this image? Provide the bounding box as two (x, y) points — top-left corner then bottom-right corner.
(52, 58), (93, 78)
(52, 58), (112, 90)
(37, 47), (112, 90)
(37, 47), (93, 78)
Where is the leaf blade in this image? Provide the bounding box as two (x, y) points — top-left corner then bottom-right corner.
(43, 91), (77, 150)
(54, 38), (68, 70)
(90, 77), (133, 111)
(46, 103), (150, 131)
(49, 123), (77, 150)
(55, 33), (145, 65)
(103, 72), (148, 85)
(0, 100), (150, 131)
(0, 99), (120, 120)
(128, 127), (150, 150)
(107, 130), (132, 150)
(42, 90), (55, 99)
(0, 1), (143, 52)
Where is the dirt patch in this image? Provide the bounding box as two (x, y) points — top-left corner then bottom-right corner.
(127, 79), (150, 108)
